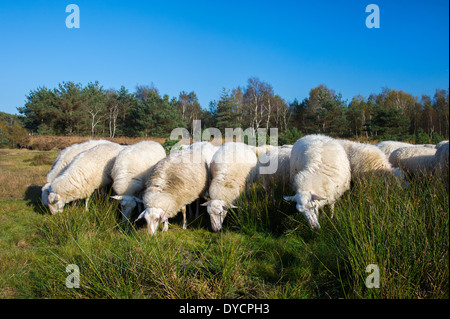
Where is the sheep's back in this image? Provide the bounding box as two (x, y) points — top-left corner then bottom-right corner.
(51, 143), (123, 201)
(389, 146), (436, 174)
(434, 142), (449, 174)
(260, 147), (291, 188)
(144, 150), (209, 216)
(47, 139), (112, 183)
(112, 141), (166, 195)
(209, 142), (258, 203)
(291, 135), (351, 204)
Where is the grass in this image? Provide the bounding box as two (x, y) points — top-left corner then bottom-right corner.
(0, 147), (448, 299)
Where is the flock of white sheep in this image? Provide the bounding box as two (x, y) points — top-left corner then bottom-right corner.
(41, 134), (449, 233)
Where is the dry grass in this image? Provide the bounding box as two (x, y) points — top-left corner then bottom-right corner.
(17, 135), (168, 151)
(0, 149), (56, 200)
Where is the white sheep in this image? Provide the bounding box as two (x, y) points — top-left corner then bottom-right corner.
(41, 139), (113, 205)
(284, 134), (351, 230)
(248, 144), (277, 158)
(186, 141), (220, 165)
(110, 141), (166, 222)
(259, 147), (292, 190)
(47, 142), (124, 214)
(376, 141), (414, 158)
(136, 149), (209, 235)
(200, 142), (259, 232)
(388, 146), (437, 175)
(433, 141), (449, 175)
(337, 139), (404, 182)
(436, 140), (449, 149)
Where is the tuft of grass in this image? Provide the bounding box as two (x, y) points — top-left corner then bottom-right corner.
(327, 173), (449, 298)
(23, 153), (54, 166)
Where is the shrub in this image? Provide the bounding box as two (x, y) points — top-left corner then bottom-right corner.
(415, 128), (430, 144)
(163, 138), (182, 154)
(278, 127), (303, 145)
(24, 153), (54, 166)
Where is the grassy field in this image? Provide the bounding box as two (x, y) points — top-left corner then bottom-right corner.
(0, 147), (448, 299)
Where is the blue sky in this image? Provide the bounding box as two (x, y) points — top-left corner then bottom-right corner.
(0, 0), (448, 115)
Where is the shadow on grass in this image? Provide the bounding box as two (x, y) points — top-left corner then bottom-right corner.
(23, 184), (48, 215)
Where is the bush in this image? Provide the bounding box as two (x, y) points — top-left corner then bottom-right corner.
(415, 129), (430, 144)
(0, 122), (28, 148)
(24, 153), (54, 166)
(432, 132), (445, 144)
(163, 138), (182, 154)
(278, 127), (303, 145)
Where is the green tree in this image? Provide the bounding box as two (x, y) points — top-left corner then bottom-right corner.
(17, 86), (58, 134)
(369, 105), (410, 140)
(52, 81), (86, 135)
(124, 89), (185, 137)
(215, 88), (238, 132)
(83, 81), (106, 137)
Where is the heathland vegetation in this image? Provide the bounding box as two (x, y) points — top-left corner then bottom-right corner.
(1, 78), (448, 149)
(0, 147), (448, 298)
(0, 79), (448, 299)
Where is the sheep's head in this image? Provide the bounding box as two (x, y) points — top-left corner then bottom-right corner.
(136, 207), (167, 236)
(41, 183), (51, 206)
(111, 195), (143, 221)
(48, 192), (65, 215)
(201, 200), (237, 232)
(391, 167), (408, 187)
(284, 191), (325, 230)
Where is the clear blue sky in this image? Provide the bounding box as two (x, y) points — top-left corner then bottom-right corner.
(0, 0), (448, 115)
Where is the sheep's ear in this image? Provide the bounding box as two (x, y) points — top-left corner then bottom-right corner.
(200, 202), (210, 207)
(110, 195), (123, 200)
(136, 211), (146, 221)
(226, 204), (238, 209)
(310, 193), (326, 201)
(283, 196), (295, 202)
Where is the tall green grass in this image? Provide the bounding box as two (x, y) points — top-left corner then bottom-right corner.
(2, 170), (448, 299)
(330, 174), (449, 298)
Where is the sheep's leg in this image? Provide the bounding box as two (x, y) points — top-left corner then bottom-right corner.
(330, 203), (335, 219)
(162, 220), (169, 232)
(182, 206), (187, 229)
(85, 196), (90, 211)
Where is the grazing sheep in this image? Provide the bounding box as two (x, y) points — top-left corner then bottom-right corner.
(201, 142), (259, 232)
(376, 141), (414, 158)
(337, 139), (404, 182)
(136, 149), (209, 235)
(186, 141), (220, 165)
(389, 146), (437, 175)
(47, 142), (124, 214)
(434, 141), (449, 175)
(249, 144), (277, 158)
(436, 140), (449, 149)
(110, 141), (166, 222)
(259, 147), (292, 190)
(284, 134), (351, 230)
(41, 139), (113, 205)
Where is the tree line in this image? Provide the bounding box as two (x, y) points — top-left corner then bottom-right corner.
(9, 77), (450, 146)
